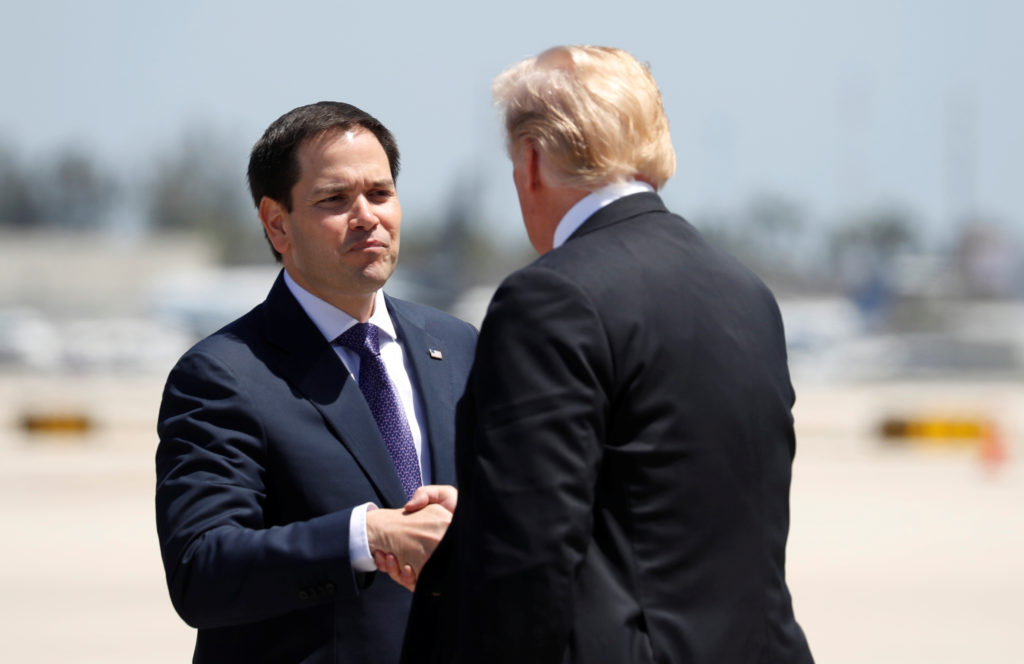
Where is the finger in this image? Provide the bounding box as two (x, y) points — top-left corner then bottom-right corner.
(405, 485), (458, 514)
(438, 486), (457, 512)
(384, 553), (400, 576)
(399, 563), (417, 590)
(428, 485), (457, 512)
(373, 550), (388, 572)
(380, 553), (402, 584)
(387, 556), (414, 590)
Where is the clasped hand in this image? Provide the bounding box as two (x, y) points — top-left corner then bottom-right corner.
(366, 485), (457, 591)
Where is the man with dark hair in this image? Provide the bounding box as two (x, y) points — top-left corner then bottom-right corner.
(156, 101), (476, 663)
(246, 102), (401, 260)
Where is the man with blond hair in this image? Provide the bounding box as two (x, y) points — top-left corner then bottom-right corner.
(397, 46), (814, 663)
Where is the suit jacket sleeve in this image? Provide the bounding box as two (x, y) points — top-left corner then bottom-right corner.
(445, 265), (613, 662)
(155, 349), (362, 630)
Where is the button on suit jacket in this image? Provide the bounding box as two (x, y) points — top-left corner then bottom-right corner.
(156, 271), (476, 663)
(402, 193), (814, 664)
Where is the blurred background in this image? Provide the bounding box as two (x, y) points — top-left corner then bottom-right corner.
(1, 0), (1021, 661)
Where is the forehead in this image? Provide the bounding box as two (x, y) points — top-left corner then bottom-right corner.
(295, 128), (391, 181)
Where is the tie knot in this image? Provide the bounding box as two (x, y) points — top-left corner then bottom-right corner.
(335, 322), (381, 358)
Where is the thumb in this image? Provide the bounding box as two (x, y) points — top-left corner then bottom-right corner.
(403, 486), (433, 513)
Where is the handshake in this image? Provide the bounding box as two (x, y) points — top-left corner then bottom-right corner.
(365, 485), (457, 591)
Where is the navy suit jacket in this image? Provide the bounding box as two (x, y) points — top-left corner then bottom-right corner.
(402, 193), (813, 664)
(156, 271), (476, 663)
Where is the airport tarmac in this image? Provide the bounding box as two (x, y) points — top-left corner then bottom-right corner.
(0, 371), (1021, 663)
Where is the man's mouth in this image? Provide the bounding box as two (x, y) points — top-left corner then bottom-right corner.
(348, 238), (387, 252)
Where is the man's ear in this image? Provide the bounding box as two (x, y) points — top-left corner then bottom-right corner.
(524, 141), (543, 193)
(259, 197), (290, 257)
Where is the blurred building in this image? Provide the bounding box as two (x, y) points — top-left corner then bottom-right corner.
(0, 231), (252, 372)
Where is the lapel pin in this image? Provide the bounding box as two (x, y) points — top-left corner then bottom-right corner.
(428, 348), (444, 360)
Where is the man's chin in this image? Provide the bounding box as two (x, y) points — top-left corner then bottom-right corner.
(356, 261), (397, 290)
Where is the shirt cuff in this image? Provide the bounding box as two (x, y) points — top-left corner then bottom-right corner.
(349, 502), (379, 573)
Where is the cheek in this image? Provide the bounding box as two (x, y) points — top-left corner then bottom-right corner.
(385, 206), (402, 239)
(390, 223), (401, 255)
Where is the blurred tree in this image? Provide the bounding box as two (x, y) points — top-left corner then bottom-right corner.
(744, 193), (818, 288)
(0, 142), (118, 229)
(831, 209), (917, 259)
(37, 148), (118, 229)
(399, 169), (534, 311)
(147, 127), (267, 264)
(747, 193), (805, 250)
(829, 207), (919, 328)
(0, 142), (41, 226)
(694, 193), (827, 295)
(829, 208), (918, 291)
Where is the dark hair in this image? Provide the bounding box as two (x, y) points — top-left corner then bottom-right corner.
(247, 101), (401, 259)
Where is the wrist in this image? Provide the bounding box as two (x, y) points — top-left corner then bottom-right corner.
(349, 503), (378, 573)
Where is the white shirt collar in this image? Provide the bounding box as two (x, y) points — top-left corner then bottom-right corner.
(282, 269), (397, 344)
(552, 180), (655, 249)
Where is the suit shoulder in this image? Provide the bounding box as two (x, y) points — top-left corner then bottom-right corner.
(171, 303), (267, 371)
(498, 258), (584, 290)
(488, 262), (602, 328)
(505, 243), (613, 306)
(552, 205), (777, 300)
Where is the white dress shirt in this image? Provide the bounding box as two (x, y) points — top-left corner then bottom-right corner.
(283, 270), (430, 572)
(552, 180), (655, 249)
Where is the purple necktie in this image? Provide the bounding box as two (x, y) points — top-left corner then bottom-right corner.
(335, 322), (421, 500)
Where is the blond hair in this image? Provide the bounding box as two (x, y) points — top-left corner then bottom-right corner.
(492, 45), (676, 191)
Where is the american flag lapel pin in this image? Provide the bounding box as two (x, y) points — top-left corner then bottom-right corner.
(428, 348), (444, 360)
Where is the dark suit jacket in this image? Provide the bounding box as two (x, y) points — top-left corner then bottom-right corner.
(402, 193), (813, 664)
(156, 271), (476, 663)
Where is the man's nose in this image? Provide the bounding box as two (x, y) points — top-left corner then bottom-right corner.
(349, 196), (378, 229)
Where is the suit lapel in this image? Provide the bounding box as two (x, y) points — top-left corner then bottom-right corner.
(388, 297), (457, 486)
(263, 272), (407, 507)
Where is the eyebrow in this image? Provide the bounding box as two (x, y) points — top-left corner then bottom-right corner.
(309, 179), (396, 199)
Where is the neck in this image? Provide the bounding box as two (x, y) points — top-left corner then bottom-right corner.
(331, 293), (376, 322)
(523, 187), (585, 254)
(550, 187), (589, 221)
(283, 267), (377, 321)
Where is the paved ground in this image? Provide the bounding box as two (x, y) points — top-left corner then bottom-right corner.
(0, 371), (1020, 662)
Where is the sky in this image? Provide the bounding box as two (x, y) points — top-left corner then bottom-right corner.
(2, 0), (1022, 249)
